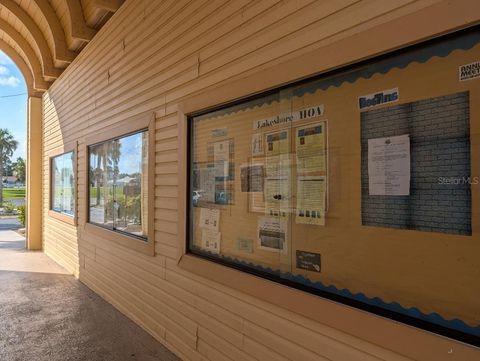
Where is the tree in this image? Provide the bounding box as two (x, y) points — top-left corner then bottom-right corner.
(13, 157), (26, 183)
(2, 158), (12, 176)
(0, 129), (18, 204)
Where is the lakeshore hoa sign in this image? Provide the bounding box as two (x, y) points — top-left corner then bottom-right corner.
(252, 104), (324, 130)
(358, 88), (399, 110)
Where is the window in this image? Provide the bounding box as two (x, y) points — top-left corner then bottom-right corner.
(88, 130), (149, 240)
(50, 150), (75, 220)
(187, 29), (480, 345)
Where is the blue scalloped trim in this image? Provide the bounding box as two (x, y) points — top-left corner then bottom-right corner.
(293, 30), (480, 98)
(197, 249), (480, 337)
(196, 30), (480, 122)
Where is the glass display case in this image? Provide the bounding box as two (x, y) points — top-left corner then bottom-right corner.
(187, 30), (480, 344)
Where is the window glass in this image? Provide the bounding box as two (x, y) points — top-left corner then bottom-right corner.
(51, 151), (75, 216)
(89, 142), (114, 229)
(188, 32), (480, 343)
(88, 131), (148, 239)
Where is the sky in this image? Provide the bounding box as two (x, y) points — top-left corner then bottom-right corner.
(118, 132), (143, 175)
(0, 50), (27, 161)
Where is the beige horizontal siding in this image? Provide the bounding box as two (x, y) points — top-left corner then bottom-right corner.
(41, 0), (478, 360)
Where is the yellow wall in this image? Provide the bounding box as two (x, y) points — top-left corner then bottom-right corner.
(42, 1), (480, 360)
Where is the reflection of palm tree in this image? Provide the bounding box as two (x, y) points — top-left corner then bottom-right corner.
(90, 140), (121, 207)
(0, 129), (18, 204)
(95, 152), (101, 205)
(106, 140), (121, 179)
(57, 153), (75, 212)
(89, 148), (103, 206)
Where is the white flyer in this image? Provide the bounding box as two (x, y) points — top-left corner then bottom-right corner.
(296, 176), (326, 226)
(252, 133), (264, 156)
(459, 60), (480, 81)
(201, 229), (221, 254)
(295, 122), (326, 173)
(257, 216), (288, 253)
(199, 167), (215, 203)
(264, 177), (291, 217)
(213, 140), (230, 162)
(199, 208), (220, 231)
(368, 134), (410, 196)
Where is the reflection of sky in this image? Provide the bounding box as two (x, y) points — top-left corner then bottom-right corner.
(53, 151), (74, 213)
(118, 133), (143, 174)
(54, 152), (74, 186)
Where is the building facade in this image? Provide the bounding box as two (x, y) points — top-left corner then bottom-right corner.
(40, 1), (480, 360)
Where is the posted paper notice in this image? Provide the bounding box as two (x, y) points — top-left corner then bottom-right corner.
(199, 167), (215, 203)
(199, 208), (220, 231)
(368, 134), (410, 196)
(265, 177), (291, 217)
(257, 216), (287, 253)
(296, 176), (326, 226)
(213, 140), (230, 162)
(296, 122), (326, 173)
(213, 140), (230, 180)
(265, 130), (290, 178)
(201, 229), (221, 254)
(240, 164), (264, 192)
(252, 133), (264, 156)
(266, 130), (289, 157)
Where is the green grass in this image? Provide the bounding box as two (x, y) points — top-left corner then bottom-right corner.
(2, 188), (26, 199)
(89, 186), (125, 199)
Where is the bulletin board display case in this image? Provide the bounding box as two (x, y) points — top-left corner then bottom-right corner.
(187, 29), (480, 344)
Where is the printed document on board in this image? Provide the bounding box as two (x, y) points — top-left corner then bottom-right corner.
(368, 134), (410, 196)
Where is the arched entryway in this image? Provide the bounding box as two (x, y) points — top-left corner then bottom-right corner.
(0, 43), (43, 250)
(0, 52), (27, 238)
(0, 1), (124, 250)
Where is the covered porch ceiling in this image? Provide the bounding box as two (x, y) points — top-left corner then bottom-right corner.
(0, 0), (124, 97)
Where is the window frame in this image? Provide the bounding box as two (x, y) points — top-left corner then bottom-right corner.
(48, 142), (77, 226)
(83, 114), (155, 256)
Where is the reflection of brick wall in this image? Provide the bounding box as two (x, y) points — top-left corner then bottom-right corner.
(361, 91), (471, 235)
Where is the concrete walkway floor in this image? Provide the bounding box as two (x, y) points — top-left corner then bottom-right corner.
(0, 216), (21, 230)
(0, 231), (179, 361)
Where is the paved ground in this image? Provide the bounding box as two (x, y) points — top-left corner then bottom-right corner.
(0, 231), (179, 361)
(0, 217), (21, 230)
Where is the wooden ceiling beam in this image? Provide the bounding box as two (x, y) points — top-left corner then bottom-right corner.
(0, 0), (62, 80)
(0, 38), (49, 95)
(66, 0), (96, 42)
(0, 19), (52, 85)
(0, 0), (122, 91)
(93, 0), (124, 13)
(32, 0), (76, 64)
